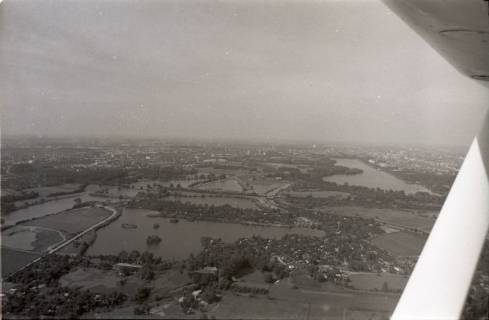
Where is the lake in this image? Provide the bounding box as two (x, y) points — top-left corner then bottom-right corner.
(323, 158), (431, 194)
(87, 208), (325, 260)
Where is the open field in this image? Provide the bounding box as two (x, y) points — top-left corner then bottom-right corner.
(271, 280), (398, 313)
(1, 247), (41, 278)
(211, 279), (399, 320)
(60, 267), (191, 305)
(234, 270), (273, 291)
(212, 293), (313, 320)
(290, 269), (338, 292)
(240, 270), (268, 284)
(150, 270), (191, 298)
(322, 206), (435, 233)
(344, 309), (391, 320)
(370, 231), (427, 257)
(60, 267), (140, 296)
(2, 226), (64, 252)
(348, 273), (408, 292)
(21, 207), (112, 234)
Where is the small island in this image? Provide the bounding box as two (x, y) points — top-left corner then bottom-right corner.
(146, 235), (162, 245)
(121, 223), (137, 229)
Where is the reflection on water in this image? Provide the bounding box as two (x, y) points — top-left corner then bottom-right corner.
(87, 208), (325, 260)
(323, 158), (431, 194)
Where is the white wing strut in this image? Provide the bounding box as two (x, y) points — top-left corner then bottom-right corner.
(392, 110), (489, 319)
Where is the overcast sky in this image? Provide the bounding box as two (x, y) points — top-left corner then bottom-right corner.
(1, 0), (488, 147)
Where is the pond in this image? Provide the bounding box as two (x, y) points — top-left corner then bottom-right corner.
(87, 208), (324, 260)
(323, 158), (432, 194)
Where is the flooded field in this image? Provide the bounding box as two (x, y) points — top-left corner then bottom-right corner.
(323, 158), (432, 194)
(87, 208), (325, 260)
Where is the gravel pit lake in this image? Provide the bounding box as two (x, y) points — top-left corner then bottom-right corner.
(87, 208), (325, 260)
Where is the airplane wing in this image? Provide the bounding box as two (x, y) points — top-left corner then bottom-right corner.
(381, 0), (489, 319)
(382, 0), (489, 84)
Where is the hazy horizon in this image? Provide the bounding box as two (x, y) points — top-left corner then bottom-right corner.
(1, 0), (488, 147)
(1, 132), (471, 152)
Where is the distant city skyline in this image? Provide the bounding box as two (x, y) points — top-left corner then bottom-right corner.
(1, 0), (488, 147)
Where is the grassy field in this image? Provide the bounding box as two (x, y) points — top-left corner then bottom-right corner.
(290, 269), (337, 291)
(21, 207), (112, 234)
(210, 279), (399, 319)
(60, 267), (191, 310)
(60, 267), (141, 296)
(323, 206), (435, 233)
(1, 247), (41, 278)
(212, 293), (312, 319)
(370, 231), (427, 257)
(344, 309), (391, 320)
(150, 270), (191, 298)
(348, 273), (408, 292)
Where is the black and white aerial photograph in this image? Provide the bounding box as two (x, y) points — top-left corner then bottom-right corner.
(1, 0), (489, 319)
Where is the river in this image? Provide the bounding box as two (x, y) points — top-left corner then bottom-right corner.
(323, 158), (432, 194)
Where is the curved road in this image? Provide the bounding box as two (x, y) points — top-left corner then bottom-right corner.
(5, 205), (119, 280)
(47, 205), (118, 254)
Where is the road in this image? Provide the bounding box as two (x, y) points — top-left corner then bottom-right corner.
(47, 205), (119, 254)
